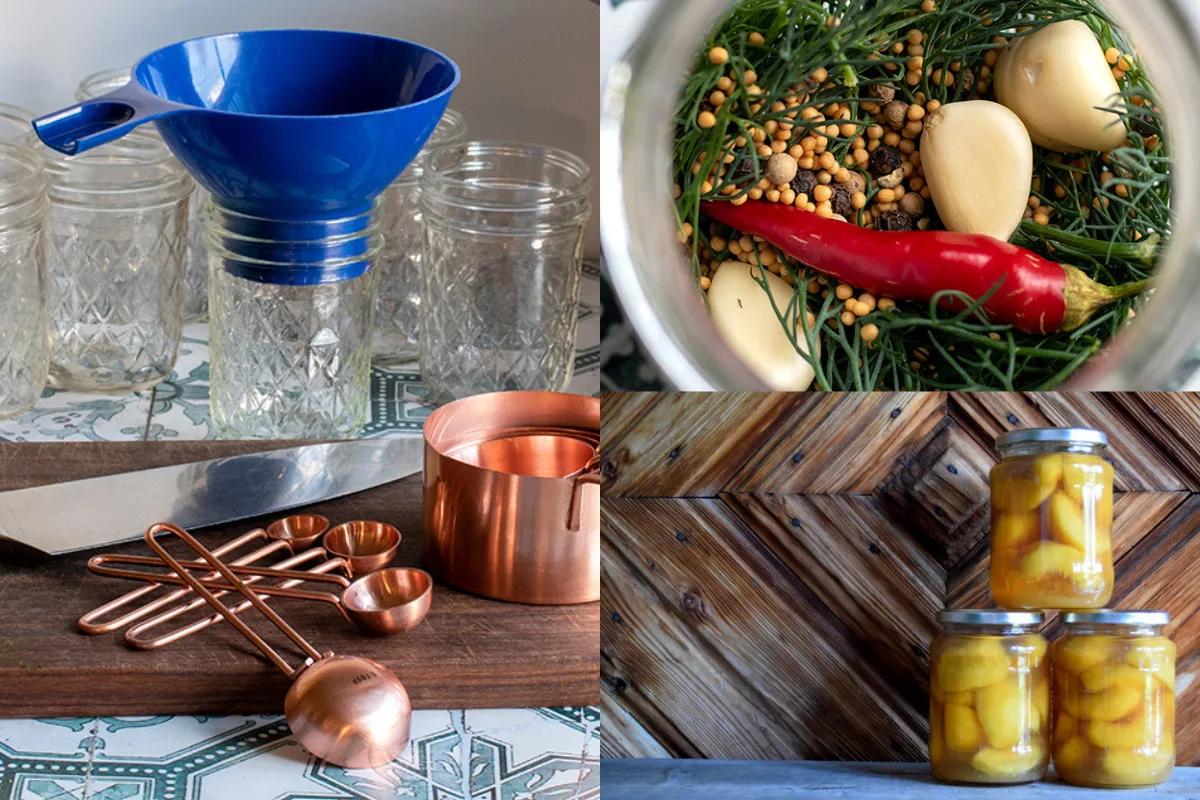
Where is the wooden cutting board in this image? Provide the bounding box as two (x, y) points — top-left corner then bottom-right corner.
(0, 440), (598, 716)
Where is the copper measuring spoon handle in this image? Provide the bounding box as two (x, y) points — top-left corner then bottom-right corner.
(125, 550), (347, 649)
(144, 523), (327, 678)
(78, 528), (270, 635)
(90, 554), (355, 590)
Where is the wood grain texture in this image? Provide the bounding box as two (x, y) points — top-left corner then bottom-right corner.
(0, 441), (599, 716)
(601, 391), (1200, 764)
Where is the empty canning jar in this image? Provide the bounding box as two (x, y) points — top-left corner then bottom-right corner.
(419, 141), (591, 403)
(930, 610), (1048, 785)
(44, 135), (193, 393)
(372, 108), (467, 365)
(0, 144), (49, 418)
(989, 428), (1113, 609)
(206, 202), (381, 438)
(1053, 610), (1174, 788)
(77, 67), (211, 322)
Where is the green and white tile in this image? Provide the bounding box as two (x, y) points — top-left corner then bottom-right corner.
(0, 707), (599, 800)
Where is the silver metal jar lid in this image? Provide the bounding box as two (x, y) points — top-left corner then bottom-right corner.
(1062, 609), (1170, 626)
(995, 427), (1108, 449)
(938, 609), (1045, 626)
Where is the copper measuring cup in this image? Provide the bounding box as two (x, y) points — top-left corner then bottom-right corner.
(79, 514), (330, 635)
(93, 558), (433, 636)
(143, 522), (412, 769)
(423, 391), (600, 604)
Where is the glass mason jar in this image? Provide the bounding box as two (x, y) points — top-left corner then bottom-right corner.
(1053, 610), (1175, 788)
(419, 141), (591, 404)
(601, 0), (1200, 391)
(989, 428), (1114, 609)
(44, 135), (193, 393)
(0, 143), (49, 418)
(77, 67), (211, 323)
(0, 103), (35, 145)
(207, 202), (381, 438)
(929, 610), (1048, 785)
(372, 108), (467, 365)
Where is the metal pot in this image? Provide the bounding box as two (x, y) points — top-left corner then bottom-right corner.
(422, 391), (599, 604)
(601, 0), (1200, 390)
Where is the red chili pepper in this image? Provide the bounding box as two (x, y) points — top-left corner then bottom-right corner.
(701, 200), (1148, 334)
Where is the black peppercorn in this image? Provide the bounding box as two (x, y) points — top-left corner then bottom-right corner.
(876, 210), (914, 232)
(958, 68), (975, 93)
(831, 184), (853, 218)
(868, 145), (902, 178)
(730, 157), (756, 182)
(790, 168), (818, 199)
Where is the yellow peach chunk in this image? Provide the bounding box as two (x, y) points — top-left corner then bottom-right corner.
(1054, 710), (1078, 744)
(1125, 639), (1175, 690)
(1055, 635), (1117, 673)
(992, 511), (1041, 551)
(936, 638), (1009, 692)
(1101, 750), (1174, 786)
(1055, 735), (1090, 771)
(971, 746), (1042, 778)
(1048, 491), (1090, 550)
(1007, 635), (1047, 669)
(945, 702), (984, 753)
(1033, 674), (1049, 725)
(976, 678), (1027, 749)
(944, 689), (975, 707)
(929, 700), (946, 763)
(1019, 540), (1085, 580)
(1088, 714), (1153, 749)
(1080, 663), (1150, 693)
(991, 455), (1061, 512)
(1061, 454), (1111, 504)
(1077, 681), (1143, 722)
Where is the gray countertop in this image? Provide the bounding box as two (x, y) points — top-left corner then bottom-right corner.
(602, 760), (1200, 798)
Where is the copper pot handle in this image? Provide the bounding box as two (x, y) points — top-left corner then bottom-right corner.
(567, 455), (601, 532)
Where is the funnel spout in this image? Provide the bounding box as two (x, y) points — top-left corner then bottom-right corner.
(32, 82), (184, 155)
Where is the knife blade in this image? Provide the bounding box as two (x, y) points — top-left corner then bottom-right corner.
(0, 438), (424, 555)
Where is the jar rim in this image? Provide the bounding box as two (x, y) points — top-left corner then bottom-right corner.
(1062, 609), (1169, 627)
(0, 142), (46, 212)
(421, 140), (591, 210)
(938, 609), (1044, 627)
(43, 137), (193, 205)
(75, 66), (132, 102)
(995, 427), (1108, 450)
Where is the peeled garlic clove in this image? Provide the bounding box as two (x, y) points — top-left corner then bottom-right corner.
(708, 260), (817, 390)
(920, 100), (1032, 241)
(995, 20), (1125, 153)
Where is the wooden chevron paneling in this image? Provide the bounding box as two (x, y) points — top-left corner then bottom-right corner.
(601, 391), (1200, 763)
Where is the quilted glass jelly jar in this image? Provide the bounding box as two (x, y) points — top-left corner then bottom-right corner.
(372, 108), (467, 365)
(419, 141), (591, 404)
(1053, 610), (1175, 788)
(77, 67), (211, 323)
(206, 202), (381, 439)
(989, 428), (1114, 609)
(44, 135), (193, 393)
(929, 610), (1049, 785)
(0, 144), (50, 419)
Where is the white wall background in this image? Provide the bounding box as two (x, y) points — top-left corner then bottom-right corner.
(0, 0), (600, 257)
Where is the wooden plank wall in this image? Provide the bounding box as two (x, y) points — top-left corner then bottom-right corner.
(600, 392), (1200, 762)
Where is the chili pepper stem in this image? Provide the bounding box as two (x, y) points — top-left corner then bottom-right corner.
(1021, 220), (1161, 267)
(1061, 266), (1150, 331)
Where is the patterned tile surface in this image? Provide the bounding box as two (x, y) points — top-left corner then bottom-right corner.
(0, 708), (600, 800)
(0, 269), (601, 797)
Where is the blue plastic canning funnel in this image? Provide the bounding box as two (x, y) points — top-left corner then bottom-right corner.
(32, 29), (460, 223)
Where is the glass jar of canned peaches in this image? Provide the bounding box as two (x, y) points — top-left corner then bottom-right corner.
(990, 428), (1113, 609)
(1053, 610), (1175, 788)
(929, 610), (1049, 785)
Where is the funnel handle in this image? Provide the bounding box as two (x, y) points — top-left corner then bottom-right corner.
(32, 82), (185, 155)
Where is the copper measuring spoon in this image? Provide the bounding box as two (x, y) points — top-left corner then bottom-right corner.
(79, 514), (330, 635)
(144, 522), (412, 769)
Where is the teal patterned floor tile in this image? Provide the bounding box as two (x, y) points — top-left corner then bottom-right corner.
(0, 709), (600, 800)
(0, 388), (154, 443)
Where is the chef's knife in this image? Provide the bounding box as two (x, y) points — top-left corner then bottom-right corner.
(0, 438), (424, 555)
